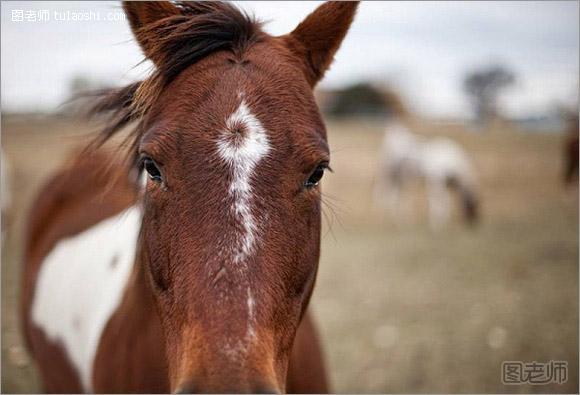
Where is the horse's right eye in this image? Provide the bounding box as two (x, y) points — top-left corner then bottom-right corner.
(143, 158), (163, 183)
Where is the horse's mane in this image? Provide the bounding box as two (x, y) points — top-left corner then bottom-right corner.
(86, 1), (263, 167)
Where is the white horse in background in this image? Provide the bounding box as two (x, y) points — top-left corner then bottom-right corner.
(375, 121), (479, 229)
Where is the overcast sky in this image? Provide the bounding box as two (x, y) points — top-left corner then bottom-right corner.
(1, 1), (578, 118)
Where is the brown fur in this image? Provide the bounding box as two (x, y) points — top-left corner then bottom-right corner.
(22, 150), (331, 393)
(22, 1), (358, 393)
(21, 151), (137, 393)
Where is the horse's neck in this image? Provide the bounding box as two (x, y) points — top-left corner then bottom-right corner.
(100, 200), (162, 342)
(92, 243), (169, 392)
(113, 235), (161, 336)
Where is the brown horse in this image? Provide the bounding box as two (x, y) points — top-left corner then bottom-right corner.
(20, 1), (358, 393)
(563, 112), (579, 185)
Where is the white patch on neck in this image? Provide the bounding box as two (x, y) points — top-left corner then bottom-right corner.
(31, 206), (142, 392)
(216, 99), (271, 264)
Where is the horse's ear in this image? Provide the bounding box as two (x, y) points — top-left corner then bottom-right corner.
(122, 1), (181, 67)
(284, 1), (359, 87)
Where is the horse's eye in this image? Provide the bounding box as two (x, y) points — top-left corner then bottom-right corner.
(305, 164), (327, 188)
(143, 158), (163, 183)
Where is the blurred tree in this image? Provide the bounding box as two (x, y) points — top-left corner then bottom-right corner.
(463, 65), (515, 128)
(327, 82), (392, 118)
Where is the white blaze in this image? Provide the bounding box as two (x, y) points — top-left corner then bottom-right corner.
(216, 100), (271, 264)
(216, 99), (270, 352)
(31, 206), (142, 392)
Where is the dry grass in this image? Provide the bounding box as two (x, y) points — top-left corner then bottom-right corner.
(1, 115), (578, 393)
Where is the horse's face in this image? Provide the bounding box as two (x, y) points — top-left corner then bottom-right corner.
(122, 2), (357, 392)
(140, 50), (326, 392)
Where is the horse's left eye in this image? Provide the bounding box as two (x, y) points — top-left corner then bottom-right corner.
(305, 164), (327, 188)
(143, 158), (163, 183)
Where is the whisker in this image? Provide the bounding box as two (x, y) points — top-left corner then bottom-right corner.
(321, 201), (336, 241)
(321, 191), (347, 241)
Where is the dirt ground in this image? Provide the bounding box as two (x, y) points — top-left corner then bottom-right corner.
(1, 115), (578, 393)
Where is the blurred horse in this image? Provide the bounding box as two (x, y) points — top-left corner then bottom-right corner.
(21, 1), (358, 393)
(375, 122), (479, 228)
(563, 113), (579, 185)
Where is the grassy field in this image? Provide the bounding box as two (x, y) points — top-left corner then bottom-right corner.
(1, 115), (578, 393)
